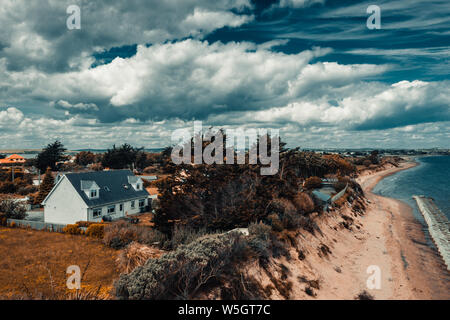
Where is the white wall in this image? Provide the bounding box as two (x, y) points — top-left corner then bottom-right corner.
(87, 197), (149, 222)
(44, 177), (88, 225)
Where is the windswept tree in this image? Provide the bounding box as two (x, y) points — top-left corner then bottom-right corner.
(36, 140), (67, 173)
(101, 144), (142, 169)
(75, 151), (96, 166)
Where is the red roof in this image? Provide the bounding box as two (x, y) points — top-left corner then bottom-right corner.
(0, 154), (26, 164)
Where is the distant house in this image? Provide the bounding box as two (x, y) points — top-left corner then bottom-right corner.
(146, 187), (160, 200)
(140, 175), (158, 181)
(0, 154), (26, 165)
(42, 170), (150, 225)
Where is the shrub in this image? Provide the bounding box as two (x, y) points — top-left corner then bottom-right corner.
(304, 176), (322, 190)
(293, 192), (315, 214)
(76, 221), (97, 228)
(63, 224), (82, 235)
(0, 198), (27, 220)
(86, 224), (105, 238)
(170, 224), (209, 250)
(117, 242), (160, 274)
(115, 232), (246, 300)
(267, 213), (283, 232)
(248, 221), (271, 241)
(103, 221), (167, 249)
(10, 221), (16, 228)
(248, 221), (272, 264)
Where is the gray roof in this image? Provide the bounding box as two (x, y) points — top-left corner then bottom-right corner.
(312, 190), (332, 203)
(127, 176), (140, 184)
(80, 180), (99, 190)
(64, 170), (149, 208)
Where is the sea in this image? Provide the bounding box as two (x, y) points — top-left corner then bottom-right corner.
(372, 155), (450, 224)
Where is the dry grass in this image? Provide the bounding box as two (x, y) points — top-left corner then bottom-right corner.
(0, 227), (120, 299)
(117, 242), (164, 274)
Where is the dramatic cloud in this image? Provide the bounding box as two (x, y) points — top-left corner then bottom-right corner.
(232, 80), (450, 130)
(0, 0), (449, 149)
(0, 0), (253, 72)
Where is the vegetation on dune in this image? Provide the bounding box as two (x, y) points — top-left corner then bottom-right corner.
(153, 132), (357, 235)
(115, 232), (253, 300)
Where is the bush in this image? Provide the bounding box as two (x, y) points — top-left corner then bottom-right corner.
(304, 176), (322, 190)
(267, 213), (283, 232)
(117, 242), (160, 274)
(63, 224), (82, 235)
(293, 192), (315, 214)
(333, 179), (348, 193)
(86, 224), (105, 238)
(170, 224), (209, 250)
(114, 232), (246, 300)
(103, 221), (167, 249)
(248, 221), (271, 241)
(76, 221), (96, 228)
(0, 198), (27, 220)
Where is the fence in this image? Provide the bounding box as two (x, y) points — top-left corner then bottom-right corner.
(331, 183), (348, 203)
(6, 219), (66, 232)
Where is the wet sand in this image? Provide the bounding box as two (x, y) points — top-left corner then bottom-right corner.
(353, 161), (450, 299)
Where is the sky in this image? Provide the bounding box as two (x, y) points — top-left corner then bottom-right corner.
(0, 0), (449, 150)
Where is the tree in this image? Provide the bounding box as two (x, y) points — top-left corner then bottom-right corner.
(101, 144), (142, 169)
(36, 141), (67, 173)
(35, 167), (55, 204)
(75, 151), (96, 166)
(369, 150), (379, 164)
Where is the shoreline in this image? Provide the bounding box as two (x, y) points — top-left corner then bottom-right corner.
(355, 160), (450, 299)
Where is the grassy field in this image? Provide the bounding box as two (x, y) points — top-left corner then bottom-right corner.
(0, 227), (120, 299)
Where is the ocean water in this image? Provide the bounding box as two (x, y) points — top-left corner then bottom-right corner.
(372, 155), (450, 223)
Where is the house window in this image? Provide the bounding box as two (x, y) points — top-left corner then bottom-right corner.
(136, 183), (141, 190)
(107, 205), (115, 214)
(119, 204), (123, 211)
(139, 199), (145, 208)
(131, 200), (135, 209)
(90, 190), (97, 198)
(93, 208), (102, 218)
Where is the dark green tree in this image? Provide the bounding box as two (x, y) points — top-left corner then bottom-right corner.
(35, 167), (55, 204)
(101, 144), (142, 169)
(36, 140), (67, 173)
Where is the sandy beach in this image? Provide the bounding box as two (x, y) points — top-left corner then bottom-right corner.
(328, 160), (450, 299)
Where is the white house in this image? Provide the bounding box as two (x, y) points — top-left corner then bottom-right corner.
(42, 170), (150, 225)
